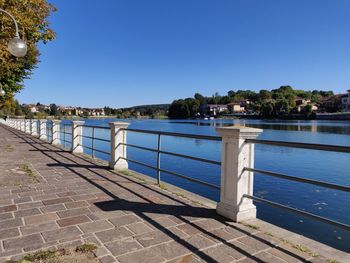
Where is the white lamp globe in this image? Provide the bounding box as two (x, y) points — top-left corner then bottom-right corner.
(0, 84), (5, 96)
(8, 37), (27, 57)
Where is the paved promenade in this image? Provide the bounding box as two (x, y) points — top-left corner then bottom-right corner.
(0, 124), (333, 262)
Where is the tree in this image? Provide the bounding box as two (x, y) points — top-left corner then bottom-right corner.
(275, 98), (291, 116)
(194, 93), (206, 105)
(260, 101), (275, 118)
(104, 106), (112, 116)
(211, 92), (221, 104)
(259, 90), (272, 100)
(0, 0), (56, 104)
(49, 103), (58, 116)
(168, 100), (190, 119)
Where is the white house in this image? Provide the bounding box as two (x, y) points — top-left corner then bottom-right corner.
(207, 104), (228, 116)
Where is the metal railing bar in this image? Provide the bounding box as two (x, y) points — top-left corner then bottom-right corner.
(246, 139), (350, 154)
(156, 134), (161, 185)
(122, 143), (158, 153)
(160, 150), (221, 166)
(82, 145), (110, 155)
(121, 157), (158, 171)
(81, 135), (110, 143)
(122, 143), (221, 165)
(91, 127), (95, 158)
(246, 168), (350, 193)
(81, 125), (110, 130)
(121, 157), (220, 189)
(61, 139), (72, 144)
(244, 194), (350, 231)
(159, 167), (220, 190)
(123, 128), (222, 141)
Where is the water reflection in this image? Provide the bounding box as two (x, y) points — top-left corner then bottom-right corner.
(173, 120), (350, 135)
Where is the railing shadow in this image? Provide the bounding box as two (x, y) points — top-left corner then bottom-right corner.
(0, 124), (311, 263)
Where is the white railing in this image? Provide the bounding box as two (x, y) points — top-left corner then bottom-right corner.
(3, 118), (350, 232)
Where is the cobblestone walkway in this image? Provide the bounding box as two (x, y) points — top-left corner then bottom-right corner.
(0, 124), (328, 263)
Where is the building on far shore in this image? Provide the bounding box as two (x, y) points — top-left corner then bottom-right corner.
(206, 104), (228, 116)
(295, 98), (318, 113)
(82, 108), (105, 116)
(227, 102), (245, 113)
(341, 90), (350, 112)
(59, 106), (77, 116)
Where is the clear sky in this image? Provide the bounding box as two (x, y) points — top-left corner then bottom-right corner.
(16, 0), (350, 108)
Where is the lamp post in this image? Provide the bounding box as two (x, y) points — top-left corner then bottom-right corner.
(0, 84), (5, 96)
(0, 8), (27, 97)
(0, 8), (28, 57)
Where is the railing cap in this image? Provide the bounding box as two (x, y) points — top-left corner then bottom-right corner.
(52, 119), (62, 124)
(216, 125), (262, 139)
(109, 122), (129, 128)
(72, 120), (84, 125)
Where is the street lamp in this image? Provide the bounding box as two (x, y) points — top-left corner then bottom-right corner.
(0, 84), (5, 96)
(0, 8), (27, 57)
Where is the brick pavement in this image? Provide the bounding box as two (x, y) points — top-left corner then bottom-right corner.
(0, 124), (329, 262)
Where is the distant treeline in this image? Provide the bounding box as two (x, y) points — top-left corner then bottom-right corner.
(168, 86), (336, 119)
(104, 104), (169, 118)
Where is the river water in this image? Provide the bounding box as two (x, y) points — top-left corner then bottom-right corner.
(62, 119), (350, 252)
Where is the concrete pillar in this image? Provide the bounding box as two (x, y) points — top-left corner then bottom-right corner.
(21, 119), (25, 132)
(19, 119), (24, 131)
(216, 126), (262, 222)
(31, 120), (38, 137)
(28, 120), (32, 134)
(109, 122), (129, 170)
(71, 121), (84, 153)
(25, 120), (31, 133)
(52, 120), (61, 145)
(39, 120), (48, 141)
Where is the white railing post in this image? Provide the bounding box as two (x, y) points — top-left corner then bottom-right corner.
(25, 119), (30, 133)
(109, 122), (129, 170)
(39, 120), (48, 141)
(21, 119), (25, 132)
(31, 120), (38, 137)
(16, 119), (20, 130)
(216, 126), (262, 222)
(71, 121), (84, 153)
(52, 120), (61, 145)
(29, 119), (32, 134)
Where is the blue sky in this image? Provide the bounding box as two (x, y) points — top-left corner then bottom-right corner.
(16, 0), (350, 108)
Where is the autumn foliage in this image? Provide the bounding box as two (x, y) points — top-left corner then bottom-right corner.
(0, 0), (56, 104)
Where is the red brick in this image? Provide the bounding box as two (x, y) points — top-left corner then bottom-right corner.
(57, 215), (91, 227)
(42, 197), (72, 205)
(0, 204), (17, 213)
